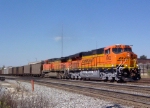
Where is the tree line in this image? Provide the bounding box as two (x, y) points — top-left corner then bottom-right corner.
(139, 55), (147, 59)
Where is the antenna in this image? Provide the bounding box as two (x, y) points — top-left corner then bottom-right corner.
(61, 24), (63, 57)
(96, 40), (97, 49)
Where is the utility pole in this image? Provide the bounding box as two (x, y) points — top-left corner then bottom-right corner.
(96, 38), (97, 69)
(96, 40), (97, 49)
(61, 24), (63, 57)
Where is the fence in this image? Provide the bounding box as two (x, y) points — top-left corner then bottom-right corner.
(138, 63), (150, 75)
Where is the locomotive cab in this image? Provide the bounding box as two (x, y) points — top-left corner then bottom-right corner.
(104, 44), (140, 80)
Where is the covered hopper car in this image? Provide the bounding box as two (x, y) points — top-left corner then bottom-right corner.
(24, 65), (31, 76)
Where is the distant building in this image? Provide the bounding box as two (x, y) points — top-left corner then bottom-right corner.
(138, 58), (150, 64)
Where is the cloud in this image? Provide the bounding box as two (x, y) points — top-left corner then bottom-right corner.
(54, 36), (62, 41)
(54, 36), (71, 42)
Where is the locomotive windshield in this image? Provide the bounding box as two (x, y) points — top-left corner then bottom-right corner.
(112, 47), (132, 54)
(112, 48), (123, 54)
(124, 48), (132, 52)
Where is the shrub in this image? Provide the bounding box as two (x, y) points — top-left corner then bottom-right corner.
(0, 81), (53, 108)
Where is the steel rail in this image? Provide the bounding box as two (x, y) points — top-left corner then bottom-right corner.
(35, 80), (150, 106)
(4, 76), (150, 107)
(4, 76), (150, 91)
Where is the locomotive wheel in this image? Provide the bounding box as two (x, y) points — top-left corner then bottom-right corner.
(110, 77), (115, 82)
(138, 75), (141, 80)
(104, 77), (108, 82)
(132, 76), (137, 80)
(117, 79), (126, 83)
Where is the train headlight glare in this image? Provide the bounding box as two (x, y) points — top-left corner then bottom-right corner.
(127, 53), (130, 57)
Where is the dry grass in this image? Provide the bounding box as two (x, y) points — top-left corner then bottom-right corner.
(0, 81), (56, 108)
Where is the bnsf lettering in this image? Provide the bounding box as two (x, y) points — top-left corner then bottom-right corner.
(118, 57), (134, 60)
(82, 58), (94, 65)
(117, 57), (135, 61)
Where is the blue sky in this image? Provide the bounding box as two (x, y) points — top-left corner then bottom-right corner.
(0, 0), (150, 67)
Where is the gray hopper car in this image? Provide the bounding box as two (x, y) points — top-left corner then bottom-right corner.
(1, 69), (7, 74)
(8, 67), (13, 75)
(3, 68), (9, 74)
(24, 65), (31, 75)
(2, 70), (4, 74)
(18, 66), (24, 75)
(13, 67), (18, 75)
(31, 63), (42, 76)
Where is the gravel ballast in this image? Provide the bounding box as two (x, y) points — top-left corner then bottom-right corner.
(5, 80), (133, 108)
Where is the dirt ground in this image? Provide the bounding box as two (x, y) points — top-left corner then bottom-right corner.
(141, 73), (150, 78)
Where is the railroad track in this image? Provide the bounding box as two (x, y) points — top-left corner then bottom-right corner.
(32, 80), (150, 108)
(128, 78), (150, 85)
(3, 76), (150, 95)
(3, 76), (150, 107)
(37, 78), (150, 95)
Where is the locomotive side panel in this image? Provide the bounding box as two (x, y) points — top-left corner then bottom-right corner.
(71, 60), (80, 70)
(53, 61), (61, 71)
(96, 55), (105, 68)
(43, 64), (51, 72)
(104, 48), (114, 68)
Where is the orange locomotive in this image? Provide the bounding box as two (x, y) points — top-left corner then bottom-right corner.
(42, 44), (141, 82)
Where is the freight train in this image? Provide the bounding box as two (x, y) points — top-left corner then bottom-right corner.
(0, 44), (141, 82)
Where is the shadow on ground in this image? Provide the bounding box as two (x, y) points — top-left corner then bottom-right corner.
(102, 104), (126, 108)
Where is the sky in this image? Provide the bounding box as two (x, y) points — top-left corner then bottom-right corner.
(0, 0), (150, 67)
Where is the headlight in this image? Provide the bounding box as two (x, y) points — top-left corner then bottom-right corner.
(127, 53), (130, 57)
